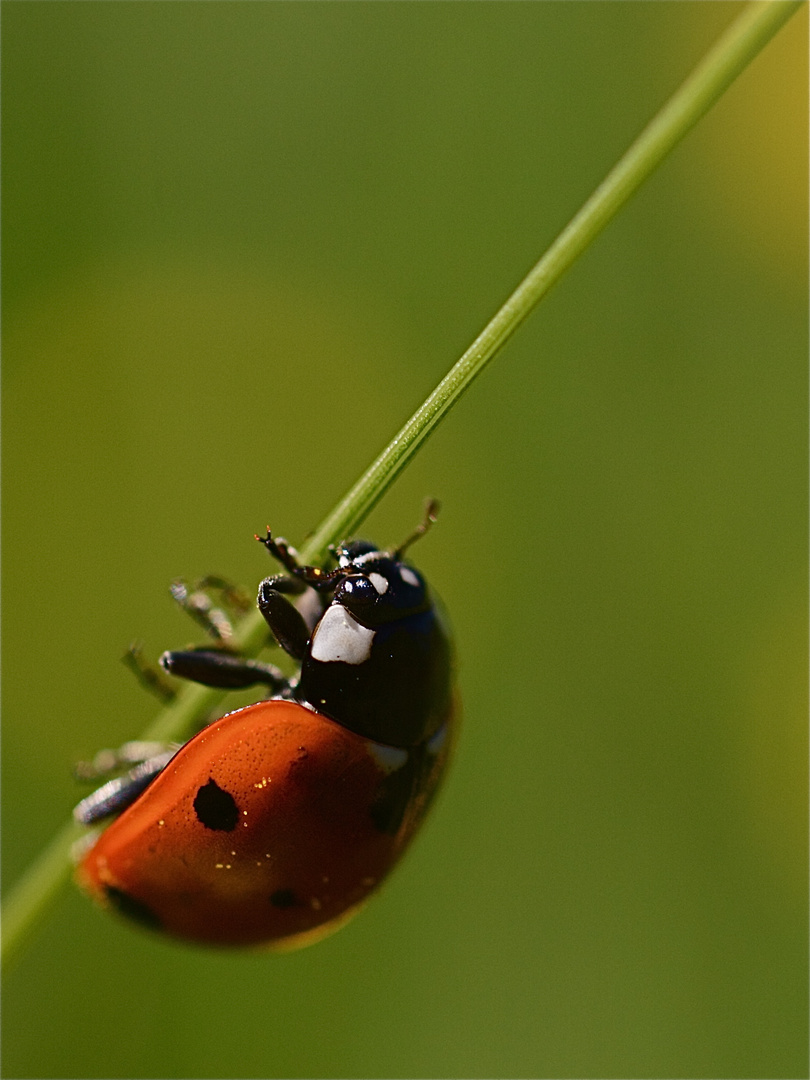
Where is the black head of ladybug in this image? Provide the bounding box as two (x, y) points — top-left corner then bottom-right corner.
(327, 550), (430, 627)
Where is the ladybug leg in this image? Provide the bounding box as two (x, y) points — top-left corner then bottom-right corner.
(193, 575), (252, 614)
(169, 579), (245, 647)
(122, 642), (178, 703)
(255, 530), (305, 575)
(124, 578), (255, 699)
(74, 748), (178, 825)
(257, 577), (314, 661)
(159, 648), (292, 694)
(257, 529), (344, 593)
(74, 740), (174, 783)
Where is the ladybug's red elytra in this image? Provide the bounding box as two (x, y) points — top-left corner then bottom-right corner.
(75, 505), (456, 950)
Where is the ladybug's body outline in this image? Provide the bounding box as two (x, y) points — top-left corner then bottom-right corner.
(75, 507), (456, 949)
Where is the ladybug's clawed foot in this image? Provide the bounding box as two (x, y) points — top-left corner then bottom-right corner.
(256, 530), (304, 576)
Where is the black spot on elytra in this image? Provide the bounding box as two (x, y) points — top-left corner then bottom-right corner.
(270, 889), (301, 909)
(105, 885), (161, 930)
(193, 778), (239, 831)
(369, 749), (424, 835)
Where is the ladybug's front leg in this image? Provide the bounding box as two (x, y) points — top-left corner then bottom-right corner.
(255, 531), (331, 658)
(257, 576), (314, 661)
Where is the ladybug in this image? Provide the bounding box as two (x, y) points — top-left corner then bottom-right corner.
(74, 505), (456, 949)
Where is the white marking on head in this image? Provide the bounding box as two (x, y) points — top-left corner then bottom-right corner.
(399, 566), (420, 588)
(368, 572), (388, 595)
(310, 604), (375, 665)
(352, 551), (382, 567)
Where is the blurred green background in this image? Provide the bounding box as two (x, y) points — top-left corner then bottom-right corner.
(2, 3), (806, 1077)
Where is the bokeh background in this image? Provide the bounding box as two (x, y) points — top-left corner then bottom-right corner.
(2, 3), (806, 1078)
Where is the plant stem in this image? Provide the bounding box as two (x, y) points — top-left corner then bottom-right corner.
(1, 822), (85, 971)
(2, 0), (801, 972)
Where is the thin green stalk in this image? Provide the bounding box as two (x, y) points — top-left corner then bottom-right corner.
(2, 0), (800, 972)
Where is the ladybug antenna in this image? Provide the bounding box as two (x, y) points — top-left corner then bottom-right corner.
(394, 499), (440, 559)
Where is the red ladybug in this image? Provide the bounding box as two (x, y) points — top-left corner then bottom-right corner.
(75, 510), (456, 949)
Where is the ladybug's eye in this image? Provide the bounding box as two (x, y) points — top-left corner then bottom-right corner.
(337, 575), (383, 607)
(333, 558), (428, 627)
